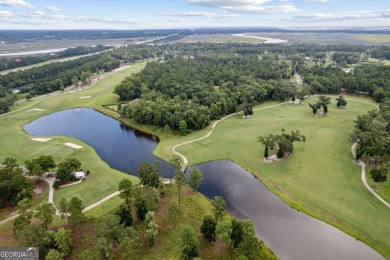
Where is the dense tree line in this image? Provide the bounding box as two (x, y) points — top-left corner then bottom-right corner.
(0, 45), (111, 71)
(351, 99), (390, 182)
(371, 46), (390, 60)
(115, 54), (298, 133)
(301, 63), (390, 100)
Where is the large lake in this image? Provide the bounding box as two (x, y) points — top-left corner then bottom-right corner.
(23, 108), (384, 260)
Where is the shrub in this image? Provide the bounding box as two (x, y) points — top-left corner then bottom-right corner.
(276, 149), (284, 159)
(370, 168), (387, 182)
(53, 181), (59, 189)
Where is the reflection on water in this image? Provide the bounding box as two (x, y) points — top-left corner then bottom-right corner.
(188, 160), (383, 260)
(24, 108), (384, 260)
(23, 108), (172, 176)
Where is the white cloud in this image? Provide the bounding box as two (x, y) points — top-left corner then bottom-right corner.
(291, 10), (390, 22)
(304, 0), (330, 2)
(0, 0), (34, 9)
(32, 10), (44, 16)
(188, 0), (298, 13)
(188, 0), (271, 6)
(163, 11), (239, 18)
(46, 6), (60, 12)
(49, 14), (67, 20)
(168, 18), (185, 23)
(0, 10), (12, 17)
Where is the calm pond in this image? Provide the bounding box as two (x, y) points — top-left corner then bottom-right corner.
(23, 108), (383, 260)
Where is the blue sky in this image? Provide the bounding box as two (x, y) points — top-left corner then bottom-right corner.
(0, 0), (389, 29)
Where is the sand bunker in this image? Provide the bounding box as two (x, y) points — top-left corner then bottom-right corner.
(263, 154), (281, 163)
(80, 96), (91, 99)
(31, 138), (52, 142)
(26, 108), (44, 112)
(65, 143), (82, 149)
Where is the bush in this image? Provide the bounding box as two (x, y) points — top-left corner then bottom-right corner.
(370, 168), (387, 182)
(53, 181), (59, 189)
(276, 149), (284, 159)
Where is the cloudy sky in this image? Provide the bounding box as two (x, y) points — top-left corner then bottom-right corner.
(0, 0), (389, 29)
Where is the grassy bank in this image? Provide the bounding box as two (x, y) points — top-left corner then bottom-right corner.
(0, 63), (148, 211)
(154, 96), (390, 258)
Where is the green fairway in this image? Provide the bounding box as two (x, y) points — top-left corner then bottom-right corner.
(0, 62), (148, 210)
(164, 96), (390, 258)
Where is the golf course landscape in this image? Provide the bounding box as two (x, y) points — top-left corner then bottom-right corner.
(0, 59), (389, 258)
(156, 97), (390, 258)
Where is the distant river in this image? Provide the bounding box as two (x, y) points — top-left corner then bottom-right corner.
(233, 33), (288, 44)
(23, 108), (384, 260)
(0, 48), (67, 57)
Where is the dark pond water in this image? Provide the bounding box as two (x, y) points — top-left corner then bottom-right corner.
(188, 161), (383, 260)
(24, 108), (384, 260)
(23, 108), (174, 176)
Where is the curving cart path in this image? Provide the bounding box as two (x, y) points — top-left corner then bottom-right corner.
(172, 98), (389, 209)
(351, 143), (390, 208)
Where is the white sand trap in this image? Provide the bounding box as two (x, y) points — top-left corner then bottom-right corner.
(80, 96), (91, 99)
(263, 154), (281, 163)
(26, 108), (44, 112)
(32, 138), (52, 142)
(65, 143), (82, 149)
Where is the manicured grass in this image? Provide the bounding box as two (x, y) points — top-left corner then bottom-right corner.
(0, 62), (148, 211)
(161, 96), (390, 258)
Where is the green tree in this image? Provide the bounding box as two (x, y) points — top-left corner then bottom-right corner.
(36, 155), (56, 172)
(188, 168), (203, 189)
(179, 120), (188, 136)
(169, 154), (182, 183)
(216, 220), (233, 258)
(257, 134), (277, 158)
(68, 197), (86, 235)
(97, 214), (124, 247)
(336, 95), (347, 108)
(119, 235), (142, 259)
(174, 170), (186, 207)
(370, 168), (388, 182)
(45, 249), (64, 260)
(118, 179), (134, 205)
(116, 203), (133, 227)
(34, 202), (55, 229)
(231, 219), (244, 248)
(3, 157), (18, 169)
(137, 161), (160, 188)
(146, 220), (158, 246)
(59, 197), (68, 219)
(13, 198), (32, 237)
(200, 215), (216, 243)
(181, 224), (199, 260)
(20, 224), (45, 248)
(24, 160), (44, 179)
(54, 227), (73, 256)
(96, 237), (113, 260)
(212, 196), (226, 222)
(135, 198), (147, 220)
(56, 158), (81, 182)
